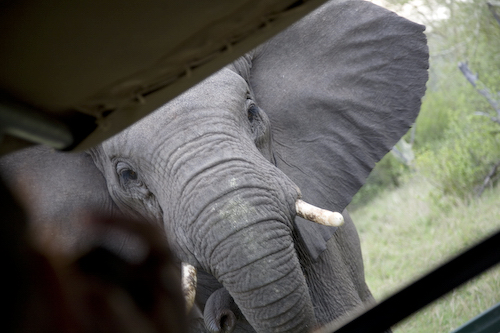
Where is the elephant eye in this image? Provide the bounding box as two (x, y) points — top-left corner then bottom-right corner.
(116, 162), (139, 184)
(247, 104), (260, 123)
(121, 169), (137, 181)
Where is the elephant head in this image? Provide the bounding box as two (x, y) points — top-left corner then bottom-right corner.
(88, 1), (428, 332)
(91, 68), (318, 331)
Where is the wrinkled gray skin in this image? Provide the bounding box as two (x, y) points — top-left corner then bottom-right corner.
(0, 1), (428, 332)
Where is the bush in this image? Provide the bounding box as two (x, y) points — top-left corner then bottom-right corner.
(416, 115), (500, 199)
(413, 90), (456, 149)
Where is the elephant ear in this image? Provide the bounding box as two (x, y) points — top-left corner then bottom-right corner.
(250, 0), (429, 259)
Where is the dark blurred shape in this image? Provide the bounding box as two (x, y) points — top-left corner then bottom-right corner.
(0, 179), (187, 332)
(0, 175), (31, 332)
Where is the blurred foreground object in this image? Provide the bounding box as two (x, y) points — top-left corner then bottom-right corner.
(1, 179), (187, 333)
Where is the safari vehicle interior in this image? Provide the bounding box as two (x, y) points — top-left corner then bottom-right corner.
(0, 0), (330, 154)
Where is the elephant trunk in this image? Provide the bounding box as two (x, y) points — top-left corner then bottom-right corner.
(188, 186), (315, 332)
(210, 217), (315, 332)
(146, 122), (317, 331)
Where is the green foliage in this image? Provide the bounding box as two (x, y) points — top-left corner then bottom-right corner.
(413, 90), (454, 148)
(414, 53), (500, 200)
(416, 115), (500, 199)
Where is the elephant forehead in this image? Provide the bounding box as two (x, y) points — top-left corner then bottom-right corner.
(115, 68), (248, 142)
(173, 67), (249, 110)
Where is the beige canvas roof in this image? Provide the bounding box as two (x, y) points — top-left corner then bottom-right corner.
(0, 0), (328, 153)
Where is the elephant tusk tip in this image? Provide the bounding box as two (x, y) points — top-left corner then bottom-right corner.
(295, 199), (344, 227)
(326, 211), (344, 227)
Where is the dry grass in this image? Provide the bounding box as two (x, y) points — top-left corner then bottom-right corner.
(349, 176), (500, 333)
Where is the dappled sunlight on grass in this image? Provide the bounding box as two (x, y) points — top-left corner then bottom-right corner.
(349, 177), (500, 332)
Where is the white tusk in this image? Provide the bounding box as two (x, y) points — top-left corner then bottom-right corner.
(182, 262), (197, 313)
(295, 199), (344, 227)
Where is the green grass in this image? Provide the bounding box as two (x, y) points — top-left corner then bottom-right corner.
(349, 176), (500, 333)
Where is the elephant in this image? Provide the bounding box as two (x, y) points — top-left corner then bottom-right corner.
(0, 1), (429, 332)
